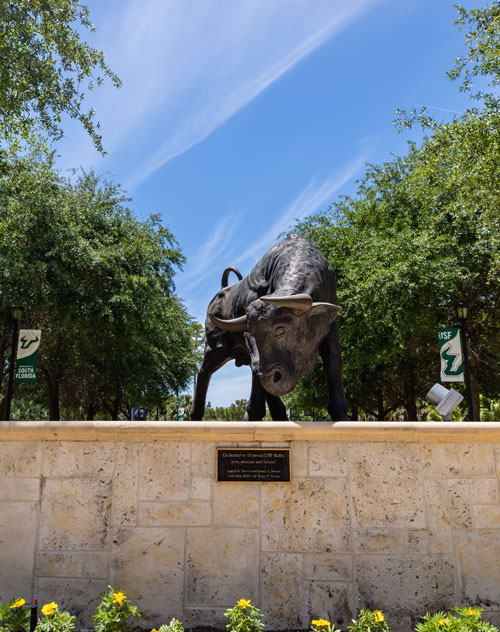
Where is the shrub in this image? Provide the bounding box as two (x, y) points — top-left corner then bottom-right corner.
(0, 598), (30, 632)
(416, 607), (497, 632)
(224, 599), (264, 632)
(152, 619), (184, 632)
(93, 587), (141, 632)
(348, 608), (391, 632)
(34, 603), (75, 632)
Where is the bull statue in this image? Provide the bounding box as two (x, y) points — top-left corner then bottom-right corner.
(190, 234), (348, 421)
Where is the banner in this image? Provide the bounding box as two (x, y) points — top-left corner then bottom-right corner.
(14, 330), (41, 383)
(437, 327), (463, 382)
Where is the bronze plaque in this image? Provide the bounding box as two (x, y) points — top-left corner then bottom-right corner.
(216, 448), (291, 482)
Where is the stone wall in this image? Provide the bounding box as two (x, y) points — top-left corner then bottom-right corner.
(1, 421), (500, 631)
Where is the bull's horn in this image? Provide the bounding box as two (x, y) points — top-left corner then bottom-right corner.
(260, 293), (313, 313)
(221, 266), (243, 288)
(209, 312), (248, 332)
(311, 302), (341, 313)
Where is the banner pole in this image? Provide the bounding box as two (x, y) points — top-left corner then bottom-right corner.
(5, 315), (20, 421)
(460, 319), (475, 421)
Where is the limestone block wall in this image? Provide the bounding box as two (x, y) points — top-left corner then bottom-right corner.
(1, 421), (500, 632)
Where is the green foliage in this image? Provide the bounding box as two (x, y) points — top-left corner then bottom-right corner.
(480, 396), (500, 421)
(224, 599), (265, 632)
(425, 405), (465, 422)
(35, 604), (75, 632)
(0, 599), (30, 632)
(447, 4), (500, 99)
(0, 0), (121, 154)
(0, 154), (198, 420)
(154, 619), (185, 632)
(348, 608), (391, 632)
(11, 396), (50, 421)
(416, 607), (497, 632)
(92, 587), (140, 632)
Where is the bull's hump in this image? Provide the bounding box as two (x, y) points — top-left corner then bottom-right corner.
(266, 235), (334, 297)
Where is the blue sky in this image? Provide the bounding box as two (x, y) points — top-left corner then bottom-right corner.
(57, 0), (479, 407)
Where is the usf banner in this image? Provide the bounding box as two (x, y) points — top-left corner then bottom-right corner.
(14, 330), (41, 383)
(437, 327), (464, 382)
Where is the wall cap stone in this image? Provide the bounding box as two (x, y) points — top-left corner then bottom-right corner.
(1, 421), (500, 443)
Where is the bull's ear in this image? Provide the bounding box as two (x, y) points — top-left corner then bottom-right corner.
(310, 302), (341, 319)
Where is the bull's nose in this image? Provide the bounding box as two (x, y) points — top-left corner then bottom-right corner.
(259, 366), (284, 382)
(272, 370), (282, 384)
(258, 366), (294, 396)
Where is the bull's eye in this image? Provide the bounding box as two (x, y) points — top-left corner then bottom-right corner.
(274, 326), (286, 337)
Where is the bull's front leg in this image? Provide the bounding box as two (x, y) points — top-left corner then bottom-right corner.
(243, 371), (267, 420)
(266, 393), (287, 420)
(319, 321), (348, 421)
(190, 370), (211, 421)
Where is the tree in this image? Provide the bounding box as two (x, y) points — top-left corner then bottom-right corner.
(290, 130), (500, 419)
(0, 154), (197, 420)
(286, 4), (500, 420)
(282, 361), (328, 420)
(0, 0), (120, 154)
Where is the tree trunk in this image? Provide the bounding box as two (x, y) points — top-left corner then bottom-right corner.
(46, 373), (61, 421)
(85, 405), (97, 421)
(111, 396), (120, 420)
(469, 350), (480, 421)
(0, 383), (19, 420)
(405, 361), (418, 421)
(350, 403), (359, 421)
(0, 335), (6, 396)
(376, 389), (385, 421)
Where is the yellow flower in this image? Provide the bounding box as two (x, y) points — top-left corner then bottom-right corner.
(312, 619), (331, 627)
(373, 611), (385, 623)
(113, 592), (126, 605)
(151, 628), (158, 632)
(438, 619), (448, 627)
(466, 608), (480, 618)
(237, 599), (252, 609)
(41, 603), (58, 616)
(10, 599), (26, 609)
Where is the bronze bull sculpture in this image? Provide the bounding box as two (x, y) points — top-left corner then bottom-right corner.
(190, 234), (348, 421)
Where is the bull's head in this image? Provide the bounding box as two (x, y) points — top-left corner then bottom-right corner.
(209, 293), (340, 396)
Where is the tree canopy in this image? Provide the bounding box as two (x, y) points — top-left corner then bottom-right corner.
(0, 155), (197, 420)
(0, 0), (120, 153)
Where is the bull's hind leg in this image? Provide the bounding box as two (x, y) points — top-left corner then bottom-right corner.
(190, 347), (230, 420)
(266, 393), (287, 420)
(243, 372), (267, 420)
(319, 322), (348, 421)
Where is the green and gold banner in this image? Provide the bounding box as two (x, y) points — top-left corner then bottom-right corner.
(14, 329), (41, 383)
(437, 327), (464, 382)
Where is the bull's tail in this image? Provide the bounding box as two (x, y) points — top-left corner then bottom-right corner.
(221, 266), (243, 288)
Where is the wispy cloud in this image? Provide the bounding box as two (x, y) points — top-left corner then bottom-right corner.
(235, 150), (370, 265)
(177, 147), (371, 324)
(179, 212), (242, 292)
(60, 0), (380, 185)
(413, 103), (464, 115)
